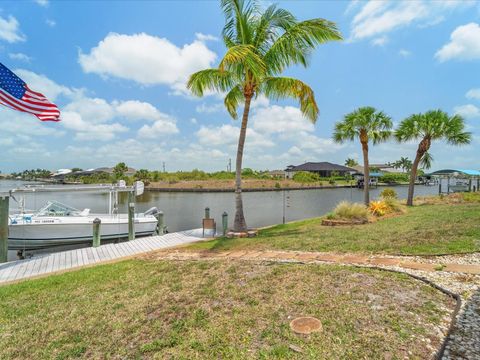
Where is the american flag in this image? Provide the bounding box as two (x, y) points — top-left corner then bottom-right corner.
(0, 62), (60, 122)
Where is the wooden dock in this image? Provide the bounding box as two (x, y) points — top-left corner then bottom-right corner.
(0, 231), (203, 285)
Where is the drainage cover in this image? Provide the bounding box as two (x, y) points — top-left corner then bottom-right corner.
(289, 317), (323, 335)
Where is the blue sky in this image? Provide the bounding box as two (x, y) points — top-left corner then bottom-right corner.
(0, 0), (479, 173)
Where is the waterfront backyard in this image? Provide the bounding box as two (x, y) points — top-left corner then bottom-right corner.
(0, 260), (456, 359)
(1, 194), (479, 359)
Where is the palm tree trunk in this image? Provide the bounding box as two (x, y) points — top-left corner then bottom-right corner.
(361, 141), (370, 206)
(407, 152), (422, 206)
(233, 95), (253, 232)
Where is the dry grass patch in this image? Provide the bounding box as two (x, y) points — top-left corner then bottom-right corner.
(0, 260), (455, 359)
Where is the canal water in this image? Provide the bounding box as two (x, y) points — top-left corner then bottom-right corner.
(1, 180), (440, 260)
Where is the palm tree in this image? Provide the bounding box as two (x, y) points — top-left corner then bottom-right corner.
(395, 110), (471, 206)
(188, 0), (342, 232)
(344, 158), (358, 167)
(333, 107), (392, 206)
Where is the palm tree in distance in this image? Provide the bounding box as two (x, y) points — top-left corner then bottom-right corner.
(188, 0), (342, 232)
(395, 110), (471, 206)
(344, 158), (358, 167)
(333, 107), (393, 206)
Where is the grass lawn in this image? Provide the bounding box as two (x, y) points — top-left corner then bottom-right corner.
(189, 202), (480, 255)
(0, 260), (454, 359)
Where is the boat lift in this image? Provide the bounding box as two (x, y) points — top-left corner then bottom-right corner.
(426, 169), (480, 194)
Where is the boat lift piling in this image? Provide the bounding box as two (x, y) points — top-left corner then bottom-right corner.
(128, 192), (135, 241)
(0, 196), (9, 263)
(93, 218), (101, 247)
(155, 211), (165, 235)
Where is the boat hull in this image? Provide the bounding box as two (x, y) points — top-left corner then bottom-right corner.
(9, 216), (158, 250)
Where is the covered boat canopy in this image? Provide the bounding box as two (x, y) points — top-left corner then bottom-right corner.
(427, 169), (480, 177)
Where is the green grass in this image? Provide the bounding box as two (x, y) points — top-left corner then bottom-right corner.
(0, 260), (454, 359)
(190, 202), (480, 255)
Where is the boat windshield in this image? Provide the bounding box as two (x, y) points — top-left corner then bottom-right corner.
(36, 201), (81, 217)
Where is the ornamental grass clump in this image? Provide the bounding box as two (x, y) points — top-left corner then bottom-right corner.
(333, 201), (369, 221)
(380, 188), (397, 199)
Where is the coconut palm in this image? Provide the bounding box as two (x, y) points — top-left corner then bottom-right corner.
(395, 110), (471, 206)
(333, 107), (392, 206)
(187, 0), (342, 232)
(344, 158), (358, 167)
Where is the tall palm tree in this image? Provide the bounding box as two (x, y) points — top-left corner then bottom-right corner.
(395, 110), (471, 206)
(333, 107), (392, 206)
(188, 0), (342, 232)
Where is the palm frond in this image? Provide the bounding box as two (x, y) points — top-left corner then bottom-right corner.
(265, 19), (342, 74)
(263, 76), (318, 121)
(187, 69), (237, 97)
(395, 114), (424, 142)
(252, 5), (297, 52)
(219, 44), (266, 81)
(224, 85), (244, 119)
(420, 151), (433, 170)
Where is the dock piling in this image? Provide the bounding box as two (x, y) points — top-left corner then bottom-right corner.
(205, 207), (210, 219)
(222, 212), (228, 236)
(156, 211), (165, 235)
(128, 192), (135, 241)
(0, 196), (8, 263)
(93, 218), (101, 247)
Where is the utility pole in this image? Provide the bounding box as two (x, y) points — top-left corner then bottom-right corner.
(228, 158), (232, 172)
(162, 162), (166, 173)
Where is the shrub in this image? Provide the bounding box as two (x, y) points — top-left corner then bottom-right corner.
(369, 200), (389, 216)
(383, 197), (404, 213)
(333, 201), (369, 221)
(380, 188), (397, 199)
(292, 171), (320, 183)
(274, 182), (281, 189)
(378, 173), (409, 183)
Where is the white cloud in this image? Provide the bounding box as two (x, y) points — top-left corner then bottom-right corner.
(45, 19), (56, 27)
(8, 53), (31, 62)
(35, 0), (49, 6)
(0, 108), (64, 137)
(61, 111), (128, 141)
(398, 49), (411, 57)
(344, 0), (362, 15)
(435, 23), (480, 62)
(251, 105), (315, 135)
(371, 35), (389, 46)
(466, 88), (480, 100)
(294, 132), (345, 155)
(454, 104), (480, 118)
(195, 33), (218, 42)
(196, 124), (274, 149)
(64, 97), (115, 123)
(137, 114), (179, 138)
(115, 100), (167, 121)
(190, 118), (198, 124)
(348, 1), (475, 42)
(78, 32), (217, 93)
(15, 69), (72, 101)
(196, 102), (225, 114)
(0, 15), (25, 43)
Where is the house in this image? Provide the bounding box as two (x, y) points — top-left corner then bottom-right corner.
(285, 162), (355, 179)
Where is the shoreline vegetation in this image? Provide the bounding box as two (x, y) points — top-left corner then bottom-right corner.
(4, 166), (418, 192)
(145, 179), (413, 192)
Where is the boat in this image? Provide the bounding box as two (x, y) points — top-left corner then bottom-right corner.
(6, 182), (160, 251)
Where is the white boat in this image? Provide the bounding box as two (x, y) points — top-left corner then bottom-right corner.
(6, 182), (160, 251)
(8, 201), (159, 250)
